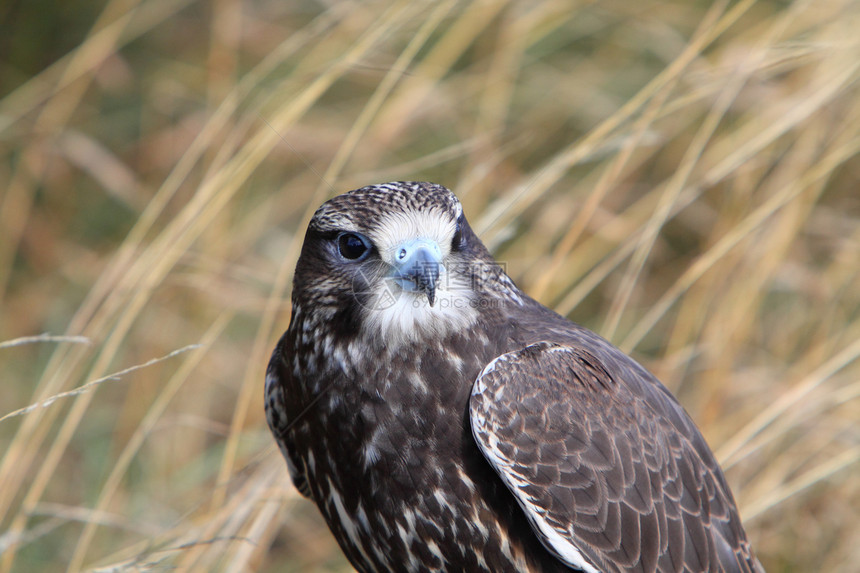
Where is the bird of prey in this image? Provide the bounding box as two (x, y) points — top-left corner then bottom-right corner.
(265, 181), (763, 572)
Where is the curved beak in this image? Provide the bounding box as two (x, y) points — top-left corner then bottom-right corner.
(392, 239), (443, 306)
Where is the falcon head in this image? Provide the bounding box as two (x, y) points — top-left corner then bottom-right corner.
(290, 182), (515, 347)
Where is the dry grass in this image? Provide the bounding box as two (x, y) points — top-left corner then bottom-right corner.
(1, 0), (859, 571)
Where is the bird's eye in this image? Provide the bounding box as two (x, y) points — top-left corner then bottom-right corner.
(337, 232), (370, 261)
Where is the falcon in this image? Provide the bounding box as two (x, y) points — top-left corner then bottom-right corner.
(265, 181), (763, 572)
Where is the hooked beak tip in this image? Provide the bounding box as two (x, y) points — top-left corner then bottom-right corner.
(392, 239), (443, 305)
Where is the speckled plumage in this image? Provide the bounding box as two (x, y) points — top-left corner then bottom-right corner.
(265, 181), (763, 572)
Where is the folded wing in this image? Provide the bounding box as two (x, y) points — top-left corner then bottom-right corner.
(469, 341), (759, 573)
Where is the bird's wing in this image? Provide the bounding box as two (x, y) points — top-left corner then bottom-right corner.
(265, 356), (310, 498)
(469, 341), (757, 573)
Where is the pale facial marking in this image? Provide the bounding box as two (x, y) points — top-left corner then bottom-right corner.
(358, 208), (478, 346)
(367, 207), (457, 263)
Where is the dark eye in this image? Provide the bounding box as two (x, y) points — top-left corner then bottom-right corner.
(337, 232), (370, 261)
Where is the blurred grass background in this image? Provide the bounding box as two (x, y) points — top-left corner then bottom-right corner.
(1, 0), (859, 570)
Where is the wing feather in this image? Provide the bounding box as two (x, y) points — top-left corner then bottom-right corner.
(469, 341), (760, 573)
(265, 361), (310, 497)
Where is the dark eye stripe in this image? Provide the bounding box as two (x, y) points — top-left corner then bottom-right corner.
(452, 216), (466, 250)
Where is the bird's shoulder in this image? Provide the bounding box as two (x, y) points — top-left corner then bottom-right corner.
(469, 336), (759, 572)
